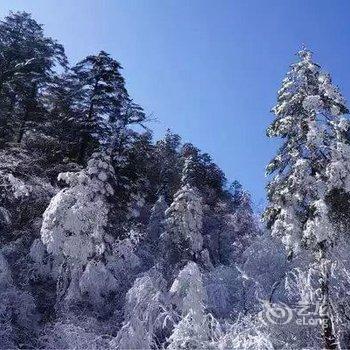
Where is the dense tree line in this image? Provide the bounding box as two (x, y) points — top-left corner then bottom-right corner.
(1, 11), (350, 350)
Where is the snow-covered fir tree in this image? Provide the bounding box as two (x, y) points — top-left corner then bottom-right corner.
(161, 155), (205, 268)
(70, 51), (145, 163)
(112, 270), (170, 349)
(0, 12), (67, 144)
(264, 47), (350, 349)
(167, 261), (214, 350)
(40, 150), (117, 310)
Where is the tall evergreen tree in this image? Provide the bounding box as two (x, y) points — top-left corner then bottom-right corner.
(161, 155), (205, 268)
(0, 12), (67, 144)
(71, 51), (145, 163)
(180, 143), (227, 205)
(264, 48), (349, 349)
(40, 150), (117, 309)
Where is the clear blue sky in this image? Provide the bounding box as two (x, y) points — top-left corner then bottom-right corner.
(1, 1), (350, 205)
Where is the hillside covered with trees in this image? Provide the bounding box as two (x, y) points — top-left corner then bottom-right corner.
(1, 11), (350, 350)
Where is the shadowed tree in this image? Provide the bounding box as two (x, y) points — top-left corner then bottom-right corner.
(0, 12), (67, 144)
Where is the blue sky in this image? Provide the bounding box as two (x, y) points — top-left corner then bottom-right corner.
(1, 0), (350, 205)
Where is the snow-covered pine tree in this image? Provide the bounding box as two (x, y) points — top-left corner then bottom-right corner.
(0, 12), (67, 144)
(180, 142), (227, 206)
(40, 150), (117, 310)
(167, 261), (216, 349)
(229, 180), (260, 261)
(71, 51), (145, 163)
(161, 155), (205, 268)
(264, 47), (349, 349)
(113, 270), (170, 349)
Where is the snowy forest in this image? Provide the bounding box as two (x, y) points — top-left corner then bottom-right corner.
(1, 11), (350, 350)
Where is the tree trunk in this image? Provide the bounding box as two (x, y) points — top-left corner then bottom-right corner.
(317, 243), (337, 350)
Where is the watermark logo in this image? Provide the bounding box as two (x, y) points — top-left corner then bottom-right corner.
(258, 302), (293, 326)
(258, 301), (329, 328)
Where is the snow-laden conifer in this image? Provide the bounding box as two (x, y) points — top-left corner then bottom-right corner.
(264, 48), (349, 349)
(167, 261), (216, 349)
(162, 156), (204, 265)
(265, 48), (348, 254)
(40, 150), (117, 308)
(113, 271), (170, 349)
